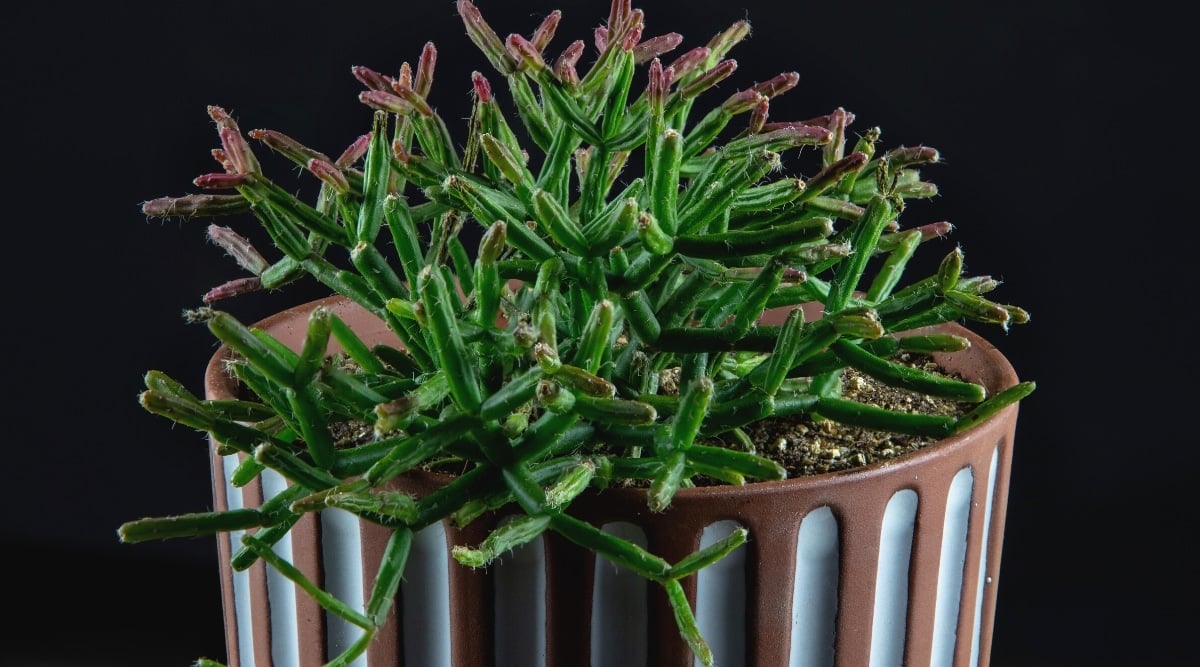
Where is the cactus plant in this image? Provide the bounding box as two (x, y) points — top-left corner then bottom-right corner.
(120, 1), (1034, 664)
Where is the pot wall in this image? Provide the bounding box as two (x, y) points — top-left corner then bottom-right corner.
(206, 295), (1021, 667)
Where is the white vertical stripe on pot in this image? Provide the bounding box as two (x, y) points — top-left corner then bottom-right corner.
(869, 489), (918, 667)
(261, 469), (300, 666)
(591, 522), (649, 667)
(968, 448), (1000, 667)
(930, 467), (975, 667)
(493, 516), (547, 667)
(319, 508), (366, 666)
(401, 521), (451, 666)
(694, 520), (747, 667)
(790, 506), (839, 667)
(222, 454), (256, 667)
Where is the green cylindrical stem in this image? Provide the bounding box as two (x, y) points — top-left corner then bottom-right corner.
(700, 389), (776, 435)
(685, 443), (786, 481)
(413, 111), (459, 168)
(230, 514), (301, 571)
(138, 388), (218, 429)
(227, 364), (292, 433)
(501, 464), (549, 515)
(260, 256), (306, 289)
(453, 514), (552, 567)
(943, 289), (1012, 326)
(323, 365), (392, 411)
(532, 188), (590, 254)
(953, 381), (1035, 434)
(665, 578), (714, 666)
(507, 73), (553, 150)
(366, 528), (414, 626)
(937, 246), (964, 294)
(509, 411), (587, 463)
(578, 154), (610, 230)
(550, 513), (671, 579)
(535, 117), (582, 202)
(761, 307), (805, 396)
(832, 339), (986, 402)
(329, 314), (385, 375)
(669, 526), (748, 578)
(601, 51), (636, 139)
(637, 212), (674, 255)
(287, 385), (337, 468)
(328, 629), (376, 667)
(681, 106), (733, 160)
(536, 71), (605, 146)
(623, 248), (676, 290)
(448, 237), (475, 297)
(538, 379), (575, 413)
(372, 343), (420, 377)
(897, 334), (971, 353)
(804, 196), (866, 222)
(242, 534), (374, 629)
(583, 183), (642, 249)
(875, 276), (938, 319)
(544, 461), (596, 509)
(796, 151), (868, 203)
(573, 300), (616, 373)
(324, 488), (418, 524)
(202, 395), (274, 422)
(650, 129), (682, 235)
(727, 257), (787, 340)
(474, 222), (506, 327)
(301, 260), (385, 313)
(254, 440), (339, 490)
(250, 199), (314, 259)
(649, 450), (687, 512)
(573, 393), (657, 425)
(827, 195), (894, 312)
(228, 455), (266, 489)
(411, 464), (497, 529)
(118, 508), (264, 543)
(866, 229), (921, 303)
(815, 396), (955, 437)
(207, 311), (294, 386)
(450, 176), (555, 260)
(351, 242), (409, 302)
(886, 303), (961, 334)
(364, 415), (479, 486)
(621, 290), (662, 343)
(480, 366), (542, 421)
(556, 364), (617, 398)
(671, 377), (713, 451)
(657, 269), (712, 327)
(481, 133), (535, 196)
(392, 150), (451, 189)
(730, 178), (807, 214)
(356, 111), (391, 243)
(382, 194), (424, 289)
(418, 268), (484, 412)
(247, 176), (346, 245)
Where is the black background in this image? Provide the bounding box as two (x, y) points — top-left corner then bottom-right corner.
(4, 1), (1191, 665)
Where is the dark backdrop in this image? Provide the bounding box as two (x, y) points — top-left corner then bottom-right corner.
(5, 1), (1189, 665)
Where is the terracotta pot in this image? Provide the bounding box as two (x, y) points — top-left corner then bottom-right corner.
(206, 294), (1021, 667)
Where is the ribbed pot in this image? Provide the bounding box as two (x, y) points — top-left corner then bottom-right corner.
(206, 294), (1021, 667)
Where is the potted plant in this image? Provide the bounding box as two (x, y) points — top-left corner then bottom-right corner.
(120, 1), (1035, 665)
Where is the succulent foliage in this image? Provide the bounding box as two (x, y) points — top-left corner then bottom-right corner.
(122, 1), (1033, 664)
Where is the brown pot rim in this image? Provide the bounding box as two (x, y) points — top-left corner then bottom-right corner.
(204, 293), (1022, 498)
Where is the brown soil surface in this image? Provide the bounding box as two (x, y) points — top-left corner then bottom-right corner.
(701, 353), (970, 479)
